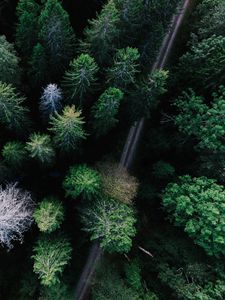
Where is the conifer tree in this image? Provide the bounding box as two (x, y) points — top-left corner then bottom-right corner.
(49, 105), (86, 153)
(40, 83), (62, 120)
(63, 54), (99, 106)
(38, 0), (75, 79)
(2, 141), (27, 169)
(0, 82), (31, 134)
(91, 87), (124, 136)
(15, 0), (40, 58)
(0, 35), (20, 85)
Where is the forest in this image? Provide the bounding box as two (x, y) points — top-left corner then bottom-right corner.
(0, 0), (224, 299)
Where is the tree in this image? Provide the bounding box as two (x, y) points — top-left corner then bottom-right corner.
(29, 43), (48, 87)
(49, 105), (86, 153)
(162, 175), (225, 257)
(97, 162), (138, 205)
(0, 183), (34, 249)
(62, 54), (99, 106)
(152, 161), (175, 180)
(33, 197), (64, 233)
(174, 87), (225, 153)
(2, 141), (27, 169)
(130, 70), (168, 120)
(81, 197), (137, 253)
(32, 234), (72, 286)
(81, 0), (120, 65)
(38, 0), (75, 79)
(15, 0), (40, 58)
(0, 35), (20, 85)
(26, 133), (55, 165)
(63, 164), (101, 200)
(0, 82), (31, 134)
(91, 87), (124, 136)
(40, 83), (62, 120)
(107, 47), (140, 88)
(178, 35), (225, 91)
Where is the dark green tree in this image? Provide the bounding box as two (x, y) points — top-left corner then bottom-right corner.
(107, 47), (140, 88)
(26, 133), (55, 165)
(38, 0), (75, 79)
(32, 234), (72, 286)
(163, 175), (225, 257)
(91, 87), (124, 136)
(152, 161), (175, 180)
(15, 0), (40, 58)
(0, 35), (20, 85)
(2, 141), (27, 169)
(49, 105), (86, 153)
(0, 82), (30, 134)
(29, 43), (48, 86)
(81, 0), (120, 65)
(33, 197), (64, 233)
(81, 197), (136, 253)
(62, 54), (99, 106)
(63, 164), (101, 200)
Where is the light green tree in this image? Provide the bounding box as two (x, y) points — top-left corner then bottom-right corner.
(62, 54), (99, 106)
(32, 234), (72, 286)
(33, 197), (64, 233)
(91, 87), (124, 136)
(49, 105), (86, 153)
(163, 175), (225, 257)
(81, 197), (136, 253)
(26, 133), (55, 165)
(0, 35), (20, 85)
(63, 164), (101, 200)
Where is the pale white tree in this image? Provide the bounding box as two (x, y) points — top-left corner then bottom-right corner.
(39, 83), (62, 120)
(0, 183), (35, 250)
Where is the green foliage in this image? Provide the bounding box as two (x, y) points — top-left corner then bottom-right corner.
(163, 175), (225, 257)
(26, 133), (55, 165)
(29, 43), (48, 86)
(39, 281), (72, 300)
(63, 164), (102, 200)
(0, 82), (30, 134)
(49, 105), (86, 153)
(107, 47), (140, 88)
(178, 35), (225, 91)
(91, 87), (124, 136)
(131, 70), (168, 119)
(81, 197), (136, 253)
(38, 0), (75, 78)
(152, 161), (175, 180)
(175, 87), (225, 152)
(32, 234), (72, 287)
(33, 197), (64, 233)
(124, 260), (142, 292)
(0, 35), (20, 85)
(15, 0), (40, 57)
(2, 141), (27, 169)
(63, 54), (99, 105)
(97, 162), (139, 205)
(81, 0), (120, 65)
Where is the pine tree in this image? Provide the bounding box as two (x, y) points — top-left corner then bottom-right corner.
(26, 133), (55, 165)
(106, 47), (140, 88)
(0, 82), (31, 134)
(91, 87), (124, 136)
(2, 141), (27, 169)
(81, 0), (120, 65)
(38, 0), (75, 79)
(40, 83), (62, 120)
(15, 0), (40, 58)
(49, 105), (86, 153)
(62, 54), (99, 106)
(0, 35), (21, 85)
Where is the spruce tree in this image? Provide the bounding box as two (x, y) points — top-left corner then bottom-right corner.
(62, 54), (99, 106)
(49, 105), (86, 153)
(0, 35), (21, 85)
(38, 0), (75, 79)
(40, 83), (62, 120)
(2, 141), (27, 169)
(91, 87), (124, 136)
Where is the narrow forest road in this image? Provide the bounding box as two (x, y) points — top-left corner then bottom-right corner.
(74, 0), (191, 299)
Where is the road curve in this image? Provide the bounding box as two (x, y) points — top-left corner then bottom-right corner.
(74, 1), (191, 299)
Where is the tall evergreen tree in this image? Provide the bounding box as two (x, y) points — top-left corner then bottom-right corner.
(2, 141), (27, 169)
(38, 0), (75, 79)
(0, 35), (21, 85)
